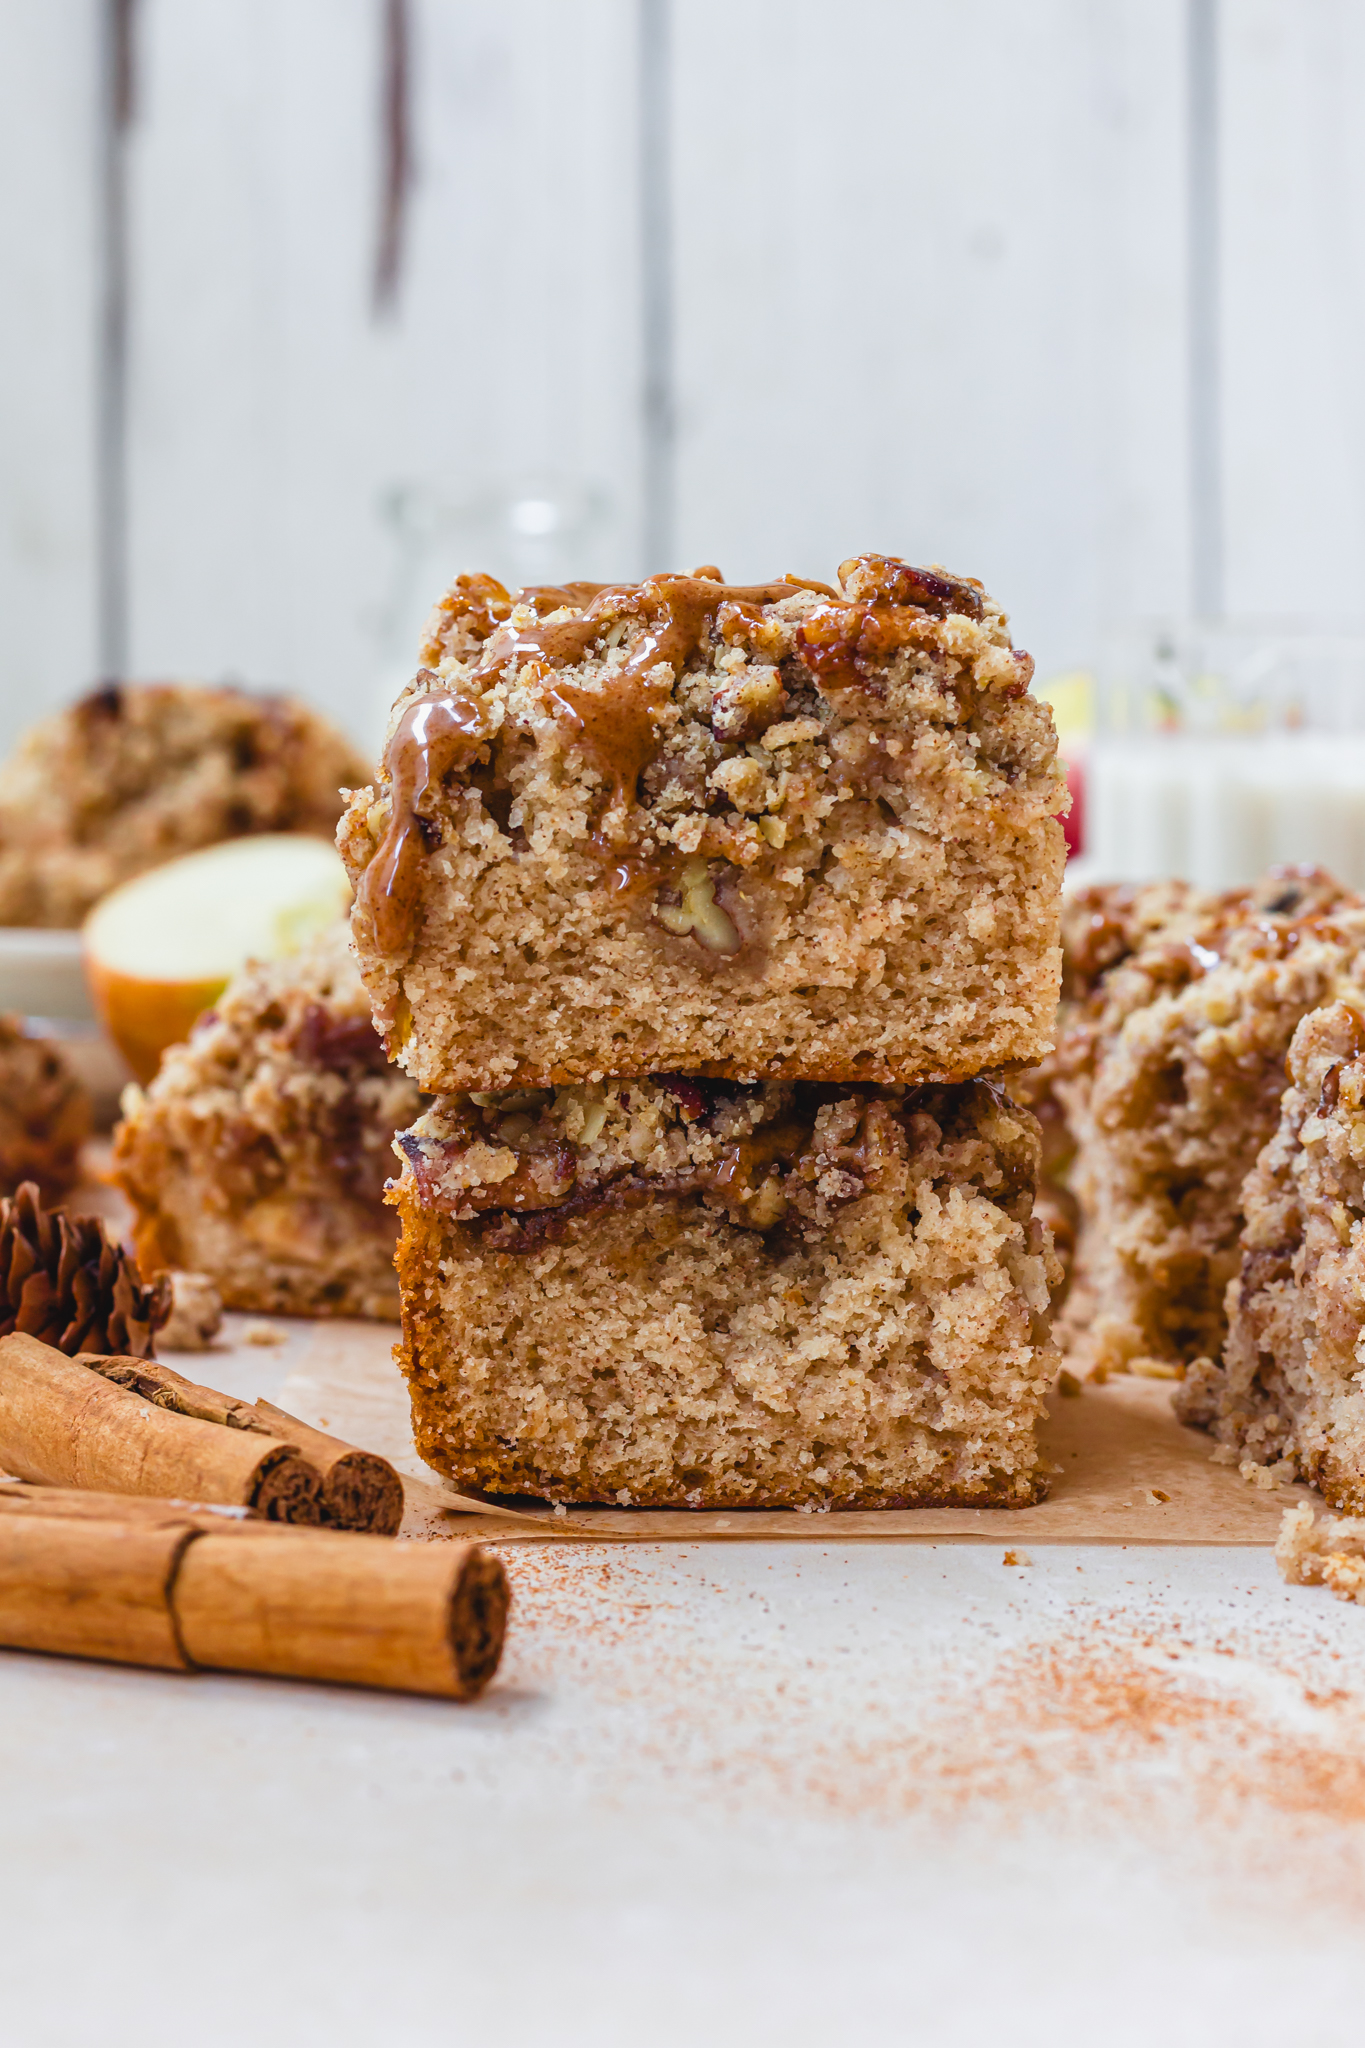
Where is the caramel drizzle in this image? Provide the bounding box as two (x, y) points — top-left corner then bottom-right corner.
(796, 556), (988, 695)
(475, 573), (797, 845)
(356, 678), (489, 957)
(365, 559), (979, 956)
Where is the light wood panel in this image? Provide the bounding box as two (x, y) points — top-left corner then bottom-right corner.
(1220, 0), (1365, 623)
(668, 0), (1193, 681)
(0, 0), (101, 756)
(6, 1), (1365, 768)
(123, 0), (643, 751)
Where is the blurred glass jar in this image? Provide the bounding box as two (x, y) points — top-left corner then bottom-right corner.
(1087, 625), (1365, 888)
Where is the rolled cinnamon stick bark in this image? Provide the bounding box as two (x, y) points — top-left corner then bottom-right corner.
(0, 1334), (322, 1520)
(0, 1515), (193, 1669)
(77, 1355), (263, 1431)
(77, 1358), (405, 1535)
(250, 1401), (405, 1536)
(0, 1480), (262, 1531)
(0, 1503), (509, 1698)
(173, 1529), (508, 1698)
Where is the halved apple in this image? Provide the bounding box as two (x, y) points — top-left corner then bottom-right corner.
(84, 834), (353, 1083)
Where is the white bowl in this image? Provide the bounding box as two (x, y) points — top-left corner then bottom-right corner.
(0, 928), (94, 1022)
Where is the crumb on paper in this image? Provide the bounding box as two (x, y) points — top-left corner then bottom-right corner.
(1086, 1314), (1142, 1382)
(1057, 1369), (1082, 1398)
(243, 1320), (285, 1347)
(1002, 1549), (1032, 1567)
(1237, 1454), (1298, 1490)
(1131, 1357), (1182, 1380)
(1145, 1488), (1172, 1505)
(1277, 1503), (1365, 1602)
(157, 1269), (223, 1352)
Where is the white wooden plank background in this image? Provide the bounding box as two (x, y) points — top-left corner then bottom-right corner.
(0, 0), (101, 737)
(2, 0), (1365, 759)
(1220, 0), (1365, 625)
(122, 0), (642, 755)
(669, 0), (1192, 678)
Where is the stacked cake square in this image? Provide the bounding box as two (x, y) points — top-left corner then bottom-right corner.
(340, 556), (1068, 1508)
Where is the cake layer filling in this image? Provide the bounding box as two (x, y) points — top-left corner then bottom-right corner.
(396, 1075), (1037, 1249)
(391, 1072), (1059, 1507)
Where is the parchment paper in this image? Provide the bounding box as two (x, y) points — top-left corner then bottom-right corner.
(237, 1317), (1313, 1544)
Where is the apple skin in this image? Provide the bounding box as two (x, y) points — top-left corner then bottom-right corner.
(86, 960), (228, 1085)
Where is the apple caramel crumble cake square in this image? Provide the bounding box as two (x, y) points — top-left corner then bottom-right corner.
(1184, 997), (1365, 1506)
(0, 1017), (91, 1199)
(340, 557), (1066, 1092)
(114, 927), (423, 1319)
(1053, 870), (1360, 1376)
(0, 681), (366, 928)
(390, 1072), (1059, 1509)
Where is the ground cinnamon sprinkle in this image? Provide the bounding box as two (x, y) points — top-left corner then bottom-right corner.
(486, 1541), (1365, 1913)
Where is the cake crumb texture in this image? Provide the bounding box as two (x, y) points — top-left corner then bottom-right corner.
(1051, 868), (1360, 1376)
(0, 680), (366, 927)
(1277, 1502), (1365, 1602)
(393, 1073), (1059, 1508)
(158, 1269), (224, 1351)
(0, 1016), (92, 1199)
(340, 558), (1066, 1089)
(1185, 995), (1365, 1508)
(114, 926), (424, 1319)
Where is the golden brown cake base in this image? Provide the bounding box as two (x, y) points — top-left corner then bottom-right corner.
(114, 928), (423, 1320)
(392, 1075), (1059, 1508)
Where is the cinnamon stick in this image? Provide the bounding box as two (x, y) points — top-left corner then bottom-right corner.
(0, 1480), (262, 1531)
(248, 1400), (404, 1535)
(0, 1335), (543, 1536)
(78, 1358), (405, 1535)
(174, 1528), (508, 1698)
(0, 1516), (193, 1669)
(0, 1333), (322, 1520)
(0, 1501), (508, 1698)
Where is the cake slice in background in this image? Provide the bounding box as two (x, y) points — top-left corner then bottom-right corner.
(0, 1016), (92, 1198)
(1010, 877), (1215, 1307)
(340, 558), (1067, 1092)
(0, 681), (367, 929)
(1186, 997), (1365, 1504)
(391, 1073), (1059, 1508)
(114, 926), (423, 1320)
(1052, 867), (1360, 1377)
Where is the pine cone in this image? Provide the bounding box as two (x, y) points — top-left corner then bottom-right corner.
(0, 1182), (170, 1357)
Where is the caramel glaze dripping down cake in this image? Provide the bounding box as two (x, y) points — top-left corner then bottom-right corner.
(339, 557), (1068, 1091)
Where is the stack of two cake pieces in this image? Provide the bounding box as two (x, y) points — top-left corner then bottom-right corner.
(342, 555), (1069, 1510)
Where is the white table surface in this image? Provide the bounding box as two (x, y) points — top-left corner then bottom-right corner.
(5, 1326), (1365, 2047)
